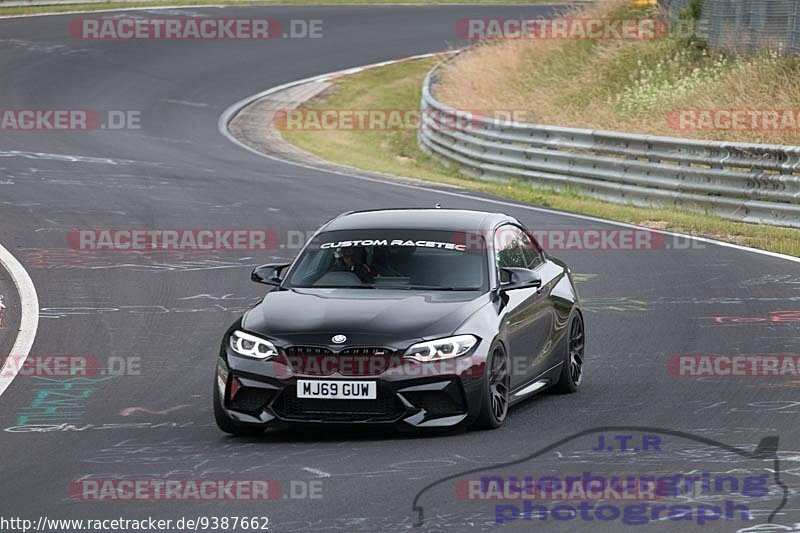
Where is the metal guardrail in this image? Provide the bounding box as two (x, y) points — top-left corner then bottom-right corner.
(419, 63), (800, 228)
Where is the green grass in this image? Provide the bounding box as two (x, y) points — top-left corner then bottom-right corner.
(0, 0), (554, 17)
(281, 57), (800, 257)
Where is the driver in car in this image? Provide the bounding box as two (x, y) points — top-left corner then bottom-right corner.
(334, 246), (377, 283)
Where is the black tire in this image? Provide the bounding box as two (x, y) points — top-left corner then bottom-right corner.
(213, 375), (265, 436)
(552, 312), (584, 394)
(472, 345), (511, 430)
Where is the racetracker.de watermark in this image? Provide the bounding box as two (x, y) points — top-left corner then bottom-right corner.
(454, 228), (704, 252)
(667, 354), (800, 377)
(68, 229), (280, 251)
(69, 480), (280, 501)
(0, 110), (140, 131)
(455, 18), (667, 40)
(0, 355), (140, 378)
(467, 471), (767, 526)
(64, 227), (705, 254)
(272, 108), (539, 131)
(68, 479), (323, 501)
(69, 18), (322, 40)
(456, 475), (664, 502)
(275, 353), (486, 377)
(667, 109), (800, 131)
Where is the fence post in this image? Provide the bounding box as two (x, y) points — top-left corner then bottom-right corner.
(790, 0), (800, 55)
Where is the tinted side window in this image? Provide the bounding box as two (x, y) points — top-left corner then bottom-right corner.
(495, 225), (527, 283)
(519, 230), (544, 269)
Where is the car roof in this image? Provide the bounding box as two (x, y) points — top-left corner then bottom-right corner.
(320, 208), (516, 232)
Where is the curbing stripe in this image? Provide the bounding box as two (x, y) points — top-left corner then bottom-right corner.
(0, 244), (39, 397)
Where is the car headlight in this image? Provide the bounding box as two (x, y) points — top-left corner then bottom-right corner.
(403, 334), (479, 363)
(229, 330), (278, 360)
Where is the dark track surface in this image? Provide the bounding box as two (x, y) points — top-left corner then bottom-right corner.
(0, 5), (799, 531)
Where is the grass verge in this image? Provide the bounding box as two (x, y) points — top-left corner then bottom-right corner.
(280, 56), (800, 257)
(0, 0), (554, 17)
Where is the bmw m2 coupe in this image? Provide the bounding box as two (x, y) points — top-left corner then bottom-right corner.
(214, 208), (583, 434)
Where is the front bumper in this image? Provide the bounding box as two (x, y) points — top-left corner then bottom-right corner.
(216, 344), (487, 429)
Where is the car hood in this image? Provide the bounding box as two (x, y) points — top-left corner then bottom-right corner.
(242, 288), (490, 342)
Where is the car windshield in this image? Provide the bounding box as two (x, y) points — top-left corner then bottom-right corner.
(285, 229), (488, 291)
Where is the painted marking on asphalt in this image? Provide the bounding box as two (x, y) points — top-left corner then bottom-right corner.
(302, 467), (331, 478)
(4, 421), (199, 433)
(697, 311), (800, 325)
(0, 294), (5, 327)
(0, 150), (133, 165)
(14, 375), (114, 425)
(582, 297), (649, 312)
(161, 98), (208, 108)
(119, 404), (191, 417)
(178, 293), (247, 301)
(39, 303), (255, 320)
(218, 55), (800, 267)
(571, 273), (598, 284)
(0, 243), (38, 398)
(18, 248), (265, 272)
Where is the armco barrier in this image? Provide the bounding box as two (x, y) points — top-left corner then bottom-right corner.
(419, 62), (800, 228)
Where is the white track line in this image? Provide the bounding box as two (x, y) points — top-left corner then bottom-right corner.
(0, 244), (39, 398)
(302, 467), (331, 478)
(219, 55), (800, 266)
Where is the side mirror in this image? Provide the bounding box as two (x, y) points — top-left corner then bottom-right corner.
(500, 267), (542, 291)
(251, 263), (291, 286)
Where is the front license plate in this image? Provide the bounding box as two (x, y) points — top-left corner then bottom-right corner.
(297, 379), (377, 400)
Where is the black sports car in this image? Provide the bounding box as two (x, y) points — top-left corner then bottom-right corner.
(214, 208), (583, 434)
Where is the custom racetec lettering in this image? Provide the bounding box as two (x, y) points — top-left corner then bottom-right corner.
(321, 239), (466, 251)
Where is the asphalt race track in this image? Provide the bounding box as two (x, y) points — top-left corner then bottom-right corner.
(1, 5), (799, 532)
